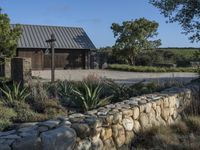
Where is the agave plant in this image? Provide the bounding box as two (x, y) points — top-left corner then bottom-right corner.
(0, 82), (30, 107)
(58, 81), (73, 99)
(72, 82), (111, 111)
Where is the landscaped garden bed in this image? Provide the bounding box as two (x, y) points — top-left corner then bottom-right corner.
(0, 78), (199, 150)
(0, 75), (188, 131)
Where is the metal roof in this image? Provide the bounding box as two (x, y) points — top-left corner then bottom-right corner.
(12, 24), (96, 49)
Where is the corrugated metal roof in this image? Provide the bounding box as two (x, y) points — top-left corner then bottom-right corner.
(11, 24), (96, 49)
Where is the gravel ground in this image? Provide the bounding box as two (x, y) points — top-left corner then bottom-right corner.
(32, 69), (198, 84)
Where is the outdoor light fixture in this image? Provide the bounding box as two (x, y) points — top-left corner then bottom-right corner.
(46, 34), (56, 82)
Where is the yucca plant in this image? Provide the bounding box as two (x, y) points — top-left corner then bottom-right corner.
(72, 82), (111, 111)
(0, 82), (30, 107)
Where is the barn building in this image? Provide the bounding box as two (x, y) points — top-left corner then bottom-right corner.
(13, 24), (96, 70)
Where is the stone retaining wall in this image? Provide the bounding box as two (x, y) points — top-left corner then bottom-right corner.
(0, 82), (199, 150)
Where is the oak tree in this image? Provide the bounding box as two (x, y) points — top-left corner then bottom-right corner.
(150, 0), (200, 42)
(0, 8), (21, 57)
(111, 18), (161, 65)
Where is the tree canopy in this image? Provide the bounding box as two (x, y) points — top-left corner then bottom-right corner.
(0, 8), (21, 57)
(111, 18), (161, 65)
(150, 0), (200, 42)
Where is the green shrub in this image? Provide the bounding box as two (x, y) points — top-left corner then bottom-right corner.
(0, 104), (16, 131)
(104, 79), (130, 102)
(0, 82), (30, 107)
(12, 101), (49, 123)
(28, 81), (48, 101)
(107, 64), (197, 72)
(30, 96), (66, 118)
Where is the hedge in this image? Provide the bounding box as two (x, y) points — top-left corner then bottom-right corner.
(107, 64), (198, 73)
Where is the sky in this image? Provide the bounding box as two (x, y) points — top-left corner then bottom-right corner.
(0, 0), (199, 48)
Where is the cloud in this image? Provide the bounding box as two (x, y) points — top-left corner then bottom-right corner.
(77, 18), (102, 24)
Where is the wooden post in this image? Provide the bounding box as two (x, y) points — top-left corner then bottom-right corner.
(46, 34), (56, 82)
(51, 37), (55, 82)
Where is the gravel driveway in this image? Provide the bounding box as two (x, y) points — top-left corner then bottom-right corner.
(32, 69), (198, 84)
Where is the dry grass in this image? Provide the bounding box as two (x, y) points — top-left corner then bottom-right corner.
(133, 116), (200, 150)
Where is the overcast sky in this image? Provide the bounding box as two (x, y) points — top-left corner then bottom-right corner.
(1, 0), (199, 48)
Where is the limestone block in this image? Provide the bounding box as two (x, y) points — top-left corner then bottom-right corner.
(139, 113), (149, 128)
(112, 112), (122, 124)
(100, 128), (112, 141)
(112, 124), (125, 148)
(121, 109), (133, 117)
(133, 120), (141, 133)
(122, 117), (134, 131)
(125, 131), (134, 145)
(155, 106), (161, 118)
(103, 138), (116, 150)
(163, 98), (169, 108)
(144, 103), (152, 113)
(75, 139), (91, 150)
(132, 107), (140, 120)
(71, 123), (90, 139)
(91, 136), (104, 150)
(169, 96), (177, 107)
(161, 108), (171, 121)
(139, 105), (145, 113)
(152, 102), (157, 110)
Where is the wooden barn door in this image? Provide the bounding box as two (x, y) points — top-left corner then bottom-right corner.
(32, 51), (43, 69)
(17, 50), (43, 70)
(44, 53), (69, 69)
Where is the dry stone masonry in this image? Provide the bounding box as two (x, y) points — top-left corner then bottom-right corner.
(0, 82), (199, 150)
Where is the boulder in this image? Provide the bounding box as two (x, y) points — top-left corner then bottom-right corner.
(12, 137), (42, 150)
(71, 123), (90, 139)
(38, 120), (60, 129)
(41, 125), (76, 150)
(0, 144), (11, 150)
